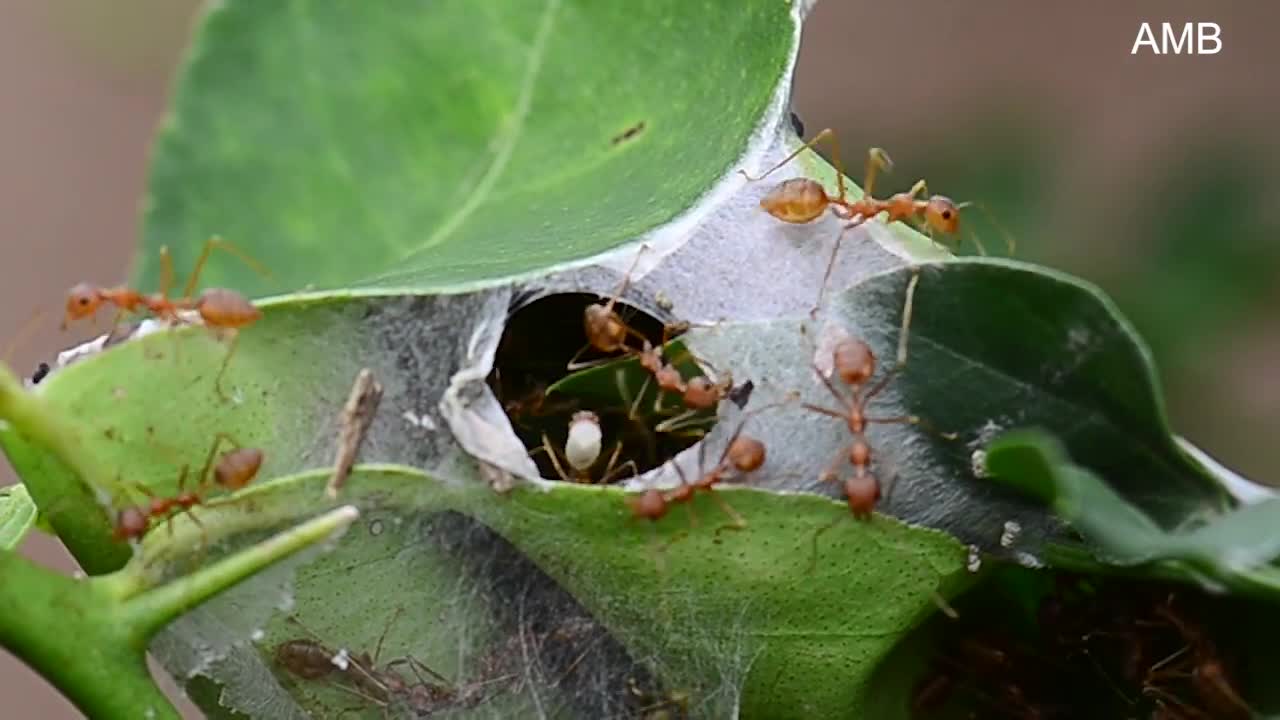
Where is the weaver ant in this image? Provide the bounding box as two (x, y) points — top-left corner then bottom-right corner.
(626, 401), (782, 533)
(275, 610), (508, 717)
(62, 237), (267, 397)
(625, 339), (735, 435)
(741, 128), (1012, 312)
(535, 410), (638, 484)
(569, 244), (652, 370)
(805, 272), (925, 519)
(111, 433), (263, 541)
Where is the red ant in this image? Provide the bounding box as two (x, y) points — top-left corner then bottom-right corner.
(111, 433), (263, 541)
(741, 128), (1013, 312)
(62, 237), (268, 397)
(569, 244), (653, 370)
(625, 402), (781, 533)
(625, 339), (735, 436)
(804, 272), (926, 518)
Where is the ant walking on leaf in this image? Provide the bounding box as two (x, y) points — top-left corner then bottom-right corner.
(62, 236), (269, 398)
(802, 272), (954, 567)
(111, 433), (263, 542)
(740, 127), (1014, 313)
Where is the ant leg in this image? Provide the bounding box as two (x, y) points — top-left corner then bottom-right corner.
(654, 409), (701, 435)
(181, 236), (272, 299)
(540, 433), (574, 482)
(158, 245), (176, 299)
(740, 128), (848, 203)
(197, 432), (242, 487)
(708, 490), (747, 534)
(600, 243), (649, 317)
(896, 270), (920, 367)
(811, 218), (869, 318)
(863, 147), (894, 198)
(372, 607), (404, 666)
(599, 439), (640, 484)
(618, 368), (651, 420)
(807, 513), (846, 574)
(212, 329), (242, 401)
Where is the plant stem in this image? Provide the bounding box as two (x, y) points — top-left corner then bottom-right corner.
(0, 363), (128, 573)
(0, 551), (179, 720)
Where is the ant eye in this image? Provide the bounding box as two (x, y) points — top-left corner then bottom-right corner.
(942, 210), (953, 220)
(78, 297), (91, 306)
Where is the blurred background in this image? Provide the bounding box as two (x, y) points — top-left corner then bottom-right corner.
(1, 1), (1276, 716)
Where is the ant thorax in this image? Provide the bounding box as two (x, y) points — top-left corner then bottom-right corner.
(564, 411), (603, 471)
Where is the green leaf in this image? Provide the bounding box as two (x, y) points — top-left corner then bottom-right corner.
(0, 484), (36, 549)
(2, 290), (970, 718)
(113, 463), (971, 719)
(985, 429), (1280, 599)
(641, 258), (1230, 559)
(138, 0), (803, 294)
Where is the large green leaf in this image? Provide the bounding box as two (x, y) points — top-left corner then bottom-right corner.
(137, 0), (803, 294)
(2, 294), (968, 718)
(556, 259), (1233, 558)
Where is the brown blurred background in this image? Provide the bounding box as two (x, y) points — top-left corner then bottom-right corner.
(2, 1), (1277, 716)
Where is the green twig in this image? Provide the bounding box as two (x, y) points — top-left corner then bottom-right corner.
(122, 505), (359, 640)
(0, 363), (128, 572)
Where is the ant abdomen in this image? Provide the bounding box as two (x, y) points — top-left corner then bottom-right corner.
(214, 448), (264, 490)
(759, 177), (830, 224)
(844, 473), (880, 518)
(195, 288), (261, 328)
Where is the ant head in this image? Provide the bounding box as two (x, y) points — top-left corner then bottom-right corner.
(682, 376), (721, 410)
(923, 195), (961, 235)
(832, 338), (875, 386)
(759, 178), (830, 224)
(727, 436), (765, 473)
(64, 283), (102, 323)
(583, 303), (628, 353)
(113, 506), (148, 541)
(844, 473), (880, 518)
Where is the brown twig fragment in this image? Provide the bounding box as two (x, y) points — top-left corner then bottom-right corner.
(326, 368), (383, 499)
